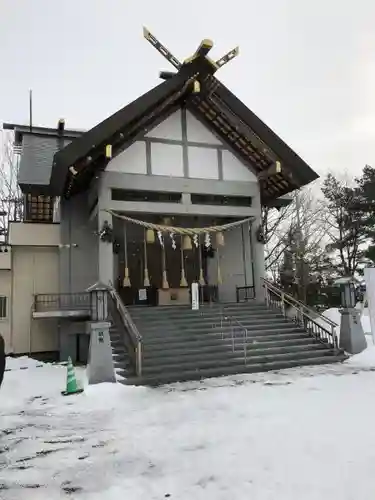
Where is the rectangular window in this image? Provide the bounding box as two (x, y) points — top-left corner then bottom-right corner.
(191, 194), (252, 207)
(24, 194), (54, 223)
(111, 189), (182, 203)
(0, 296), (7, 319)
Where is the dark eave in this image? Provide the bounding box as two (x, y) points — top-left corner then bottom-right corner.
(51, 59), (206, 197)
(266, 196), (293, 209)
(185, 75), (318, 203)
(3, 123), (83, 142)
(215, 82), (318, 186)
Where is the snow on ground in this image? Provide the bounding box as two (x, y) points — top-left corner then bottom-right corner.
(2, 348), (375, 499)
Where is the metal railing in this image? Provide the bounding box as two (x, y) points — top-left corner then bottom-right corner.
(34, 293), (91, 312)
(262, 278), (339, 351)
(108, 287), (143, 377)
(212, 308), (250, 365)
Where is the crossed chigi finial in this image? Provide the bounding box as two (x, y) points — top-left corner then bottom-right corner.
(143, 27), (239, 77)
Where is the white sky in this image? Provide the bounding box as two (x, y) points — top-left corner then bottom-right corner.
(1, 0), (375, 177)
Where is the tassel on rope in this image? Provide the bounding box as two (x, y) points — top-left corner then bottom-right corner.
(197, 234), (206, 286)
(146, 228), (155, 244)
(162, 271), (169, 289)
(161, 246), (169, 289)
(180, 235), (188, 287)
(123, 223), (131, 287)
(183, 235), (192, 250)
(123, 267), (131, 288)
(143, 229), (150, 287)
(217, 248), (222, 285)
(199, 268), (206, 286)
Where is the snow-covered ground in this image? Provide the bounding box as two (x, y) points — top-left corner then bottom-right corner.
(2, 315), (375, 499)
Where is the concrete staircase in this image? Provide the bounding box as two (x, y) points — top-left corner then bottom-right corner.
(110, 302), (346, 386)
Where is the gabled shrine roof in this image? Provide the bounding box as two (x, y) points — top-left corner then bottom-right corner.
(7, 35), (320, 203)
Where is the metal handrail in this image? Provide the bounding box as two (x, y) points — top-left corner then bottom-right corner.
(262, 278), (339, 351)
(108, 288), (143, 377)
(262, 278), (338, 328)
(34, 292), (91, 312)
(219, 308), (249, 365)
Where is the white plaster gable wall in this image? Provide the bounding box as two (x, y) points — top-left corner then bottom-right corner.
(186, 111), (222, 145)
(151, 143), (184, 177)
(105, 107), (258, 184)
(146, 110), (182, 140)
(106, 141), (147, 174)
(188, 147), (219, 179)
(222, 150), (257, 182)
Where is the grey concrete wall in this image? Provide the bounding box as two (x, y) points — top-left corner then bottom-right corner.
(101, 171), (260, 198)
(216, 225), (253, 302)
(59, 193), (98, 362)
(59, 192), (98, 293)
(100, 173), (259, 219)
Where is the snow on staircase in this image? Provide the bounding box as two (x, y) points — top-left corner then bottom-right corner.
(110, 302), (346, 386)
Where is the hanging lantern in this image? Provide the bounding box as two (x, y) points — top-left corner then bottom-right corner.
(146, 228), (155, 244)
(183, 235), (192, 250)
(216, 231), (225, 246)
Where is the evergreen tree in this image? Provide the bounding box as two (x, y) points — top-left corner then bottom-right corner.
(354, 165), (375, 266)
(321, 173), (368, 276)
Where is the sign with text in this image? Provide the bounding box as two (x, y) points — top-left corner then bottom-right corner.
(191, 282), (199, 310)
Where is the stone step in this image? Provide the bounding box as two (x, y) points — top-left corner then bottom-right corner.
(140, 325), (305, 344)
(142, 334), (316, 355)
(136, 321), (296, 336)
(127, 302), (264, 312)
(112, 351), (130, 362)
(121, 354), (347, 386)
(142, 334), (311, 353)
(131, 311), (281, 325)
(141, 348), (335, 376)
(143, 343), (328, 366)
(110, 337), (125, 348)
(111, 302), (342, 386)
(128, 305), (270, 319)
